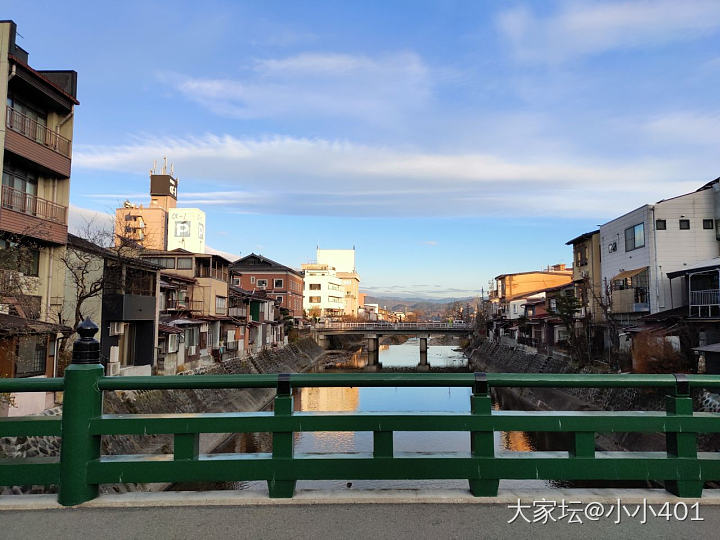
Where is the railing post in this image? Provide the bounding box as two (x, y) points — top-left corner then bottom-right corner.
(664, 374), (703, 498)
(469, 372), (498, 496)
(268, 373), (296, 498)
(58, 318), (104, 506)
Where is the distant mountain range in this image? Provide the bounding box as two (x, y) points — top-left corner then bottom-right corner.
(362, 295), (477, 316)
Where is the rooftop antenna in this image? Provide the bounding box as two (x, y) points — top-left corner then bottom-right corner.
(170, 162), (175, 177)
(162, 156), (168, 174)
(152, 159), (157, 174)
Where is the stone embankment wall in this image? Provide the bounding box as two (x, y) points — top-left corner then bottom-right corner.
(466, 335), (720, 452)
(0, 338), (324, 495)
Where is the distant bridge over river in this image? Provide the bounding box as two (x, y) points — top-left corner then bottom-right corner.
(315, 321), (472, 335)
(314, 322), (472, 370)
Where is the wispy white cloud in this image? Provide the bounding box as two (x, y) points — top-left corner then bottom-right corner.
(644, 111), (720, 146)
(422, 240), (438, 246)
(73, 133), (705, 218)
(498, 1), (720, 63)
(163, 51), (431, 121)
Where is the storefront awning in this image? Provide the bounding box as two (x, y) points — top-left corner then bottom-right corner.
(612, 267), (648, 281)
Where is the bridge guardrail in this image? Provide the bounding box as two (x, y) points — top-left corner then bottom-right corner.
(316, 322), (472, 330)
(1, 319), (720, 505)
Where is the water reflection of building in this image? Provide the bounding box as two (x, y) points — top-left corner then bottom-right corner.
(296, 386), (360, 412)
(502, 430), (535, 452)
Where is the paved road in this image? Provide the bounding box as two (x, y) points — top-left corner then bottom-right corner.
(3, 491), (720, 540)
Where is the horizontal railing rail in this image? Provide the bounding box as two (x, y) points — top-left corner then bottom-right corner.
(318, 322), (471, 330)
(2, 320), (720, 506)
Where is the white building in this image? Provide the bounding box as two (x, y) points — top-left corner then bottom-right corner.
(302, 263), (345, 318)
(167, 208), (206, 253)
(600, 179), (720, 321)
(316, 248), (360, 315)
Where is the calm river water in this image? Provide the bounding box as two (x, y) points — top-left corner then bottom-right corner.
(178, 338), (550, 493)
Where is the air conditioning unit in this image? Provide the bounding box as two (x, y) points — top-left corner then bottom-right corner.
(109, 322), (126, 336)
(187, 345), (197, 356)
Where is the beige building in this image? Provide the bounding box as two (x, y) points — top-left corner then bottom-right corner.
(0, 20), (78, 323)
(316, 248), (360, 316)
(115, 172), (178, 250)
(566, 230), (603, 321)
(0, 21), (78, 414)
(115, 166), (206, 253)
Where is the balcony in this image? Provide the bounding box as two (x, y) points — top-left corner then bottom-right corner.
(4, 106), (72, 177)
(6, 106), (72, 156)
(689, 289), (720, 318)
(0, 185), (68, 244)
(163, 298), (189, 311)
(611, 287), (649, 314)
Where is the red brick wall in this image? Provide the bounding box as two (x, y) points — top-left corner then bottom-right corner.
(232, 271), (304, 318)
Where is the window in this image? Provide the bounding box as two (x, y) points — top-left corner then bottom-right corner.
(185, 327), (199, 347)
(167, 334), (179, 354)
(232, 277), (241, 285)
(309, 283), (321, 290)
(274, 279), (283, 288)
(257, 279), (267, 288)
(215, 296), (227, 314)
(145, 257), (175, 269)
(679, 219), (690, 230)
(0, 239), (39, 276)
(175, 221), (191, 237)
(2, 164), (38, 215)
(575, 245), (588, 266)
(277, 296), (283, 303)
(624, 223), (645, 251)
(15, 335), (46, 377)
(309, 296), (321, 303)
(198, 223), (204, 239)
(703, 219), (714, 230)
(656, 219), (666, 230)
(250, 276), (256, 284)
(177, 257), (192, 270)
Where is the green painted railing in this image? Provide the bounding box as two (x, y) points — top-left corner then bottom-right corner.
(1, 320), (720, 506)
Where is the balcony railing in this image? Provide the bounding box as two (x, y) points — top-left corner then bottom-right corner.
(1, 185), (67, 223)
(6, 106), (72, 158)
(164, 298), (189, 311)
(690, 289), (720, 307)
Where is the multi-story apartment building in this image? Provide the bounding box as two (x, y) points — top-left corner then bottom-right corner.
(599, 179), (720, 322)
(115, 166), (206, 253)
(0, 21), (78, 323)
(230, 253), (304, 320)
(0, 21), (78, 414)
(316, 248), (360, 316)
(140, 249), (231, 365)
(566, 230), (603, 321)
(302, 263), (345, 319)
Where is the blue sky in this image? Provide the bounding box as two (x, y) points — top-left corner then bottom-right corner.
(7, 1), (720, 298)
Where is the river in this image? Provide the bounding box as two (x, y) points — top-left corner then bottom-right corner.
(174, 338), (550, 493)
